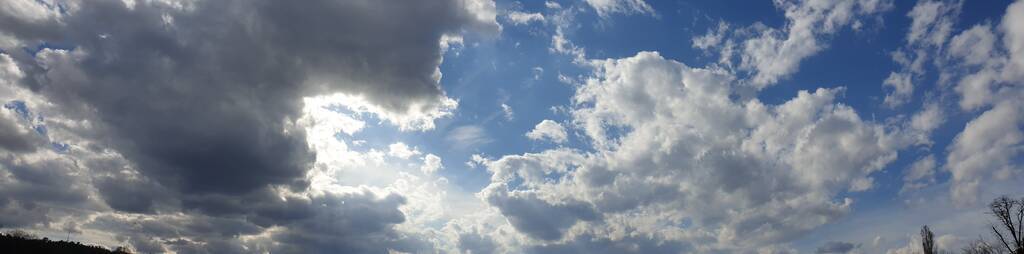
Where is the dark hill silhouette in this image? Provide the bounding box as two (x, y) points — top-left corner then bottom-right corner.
(0, 231), (131, 254)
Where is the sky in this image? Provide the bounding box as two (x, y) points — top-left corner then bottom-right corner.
(0, 0), (1022, 253)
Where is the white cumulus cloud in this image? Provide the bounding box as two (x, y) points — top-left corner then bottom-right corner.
(525, 119), (568, 144)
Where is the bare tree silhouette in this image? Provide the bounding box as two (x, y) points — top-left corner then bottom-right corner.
(923, 225), (937, 254)
(988, 196), (1024, 254)
(962, 238), (999, 254)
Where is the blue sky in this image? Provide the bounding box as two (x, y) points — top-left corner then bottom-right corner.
(1, 0), (1023, 253)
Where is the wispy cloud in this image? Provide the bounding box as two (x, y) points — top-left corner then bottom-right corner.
(446, 125), (494, 150)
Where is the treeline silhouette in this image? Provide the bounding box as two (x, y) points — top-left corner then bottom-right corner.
(0, 230), (132, 254)
(920, 196), (1024, 254)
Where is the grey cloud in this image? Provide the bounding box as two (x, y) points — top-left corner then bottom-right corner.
(0, 99), (105, 230)
(93, 173), (174, 214)
(127, 234), (168, 254)
(0, 150), (97, 228)
(0, 0), (496, 252)
(81, 189), (421, 254)
(264, 191), (431, 254)
(2, 0), (493, 197)
(458, 231), (499, 254)
(85, 213), (262, 247)
(1, 159), (89, 205)
(527, 233), (692, 254)
(0, 197), (50, 228)
(0, 108), (41, 153)
(485, 187), (599, 241)
(815, 241), (859, 254)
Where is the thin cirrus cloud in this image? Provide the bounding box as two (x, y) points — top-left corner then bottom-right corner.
(1, 0), (1023, 253)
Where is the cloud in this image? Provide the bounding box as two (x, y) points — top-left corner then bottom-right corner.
(0, 53), (22, 88)
(484, 187), (599, 241)
(0, 55), (41, 154)
(1005, 0), (1024, 81)
(421, 154), (443, 175)
(526, 119), (568, 144)
(2, 0), (1021, 253)
(545, 1), (562, 10)
(944, 0), (1024, 111)
(507, 11), (545, 25)
(584, 0), (655, 17)
(551, 27), (587, 64)
(527, 233), (692, 254)
(0, 0), (498, 252)
(0, 103), (42, 153)
(0, 0), (497, 198)
(882, 0), (961, 107)
(532, 66), (544, 80)
(882, 72), (914, 107)
(910, 103), (944, 135)
(902, 155), (937, 192)
(263, 190), (429, 254)
(816, 241), (859, 253)
(695, 0), (892, 87)
(466, 51), (909, 252)
(388, 142), (421, 160)
(880, 0), (1024, 205)
(447, 125), (494, 150)
(457, 230), (499, 254)
(304, 93), (457, 132)
(83, 189), (427, 254)
(0, 75), (485, 252)
(0, 79), (108, 230)
(907, 0), (960, 48)
(948, 24), (997, 67)
(501, 103), (514, 121)
(946, 100), (1023, 205)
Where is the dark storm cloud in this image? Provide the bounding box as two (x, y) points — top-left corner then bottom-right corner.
(0, 145), (97, 228)
(93, 174), (172, 214)
(1, 0), (493, 197)
(0, 0), (495, 252)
